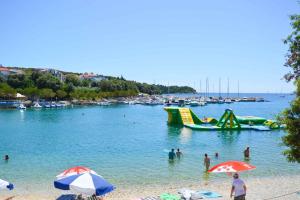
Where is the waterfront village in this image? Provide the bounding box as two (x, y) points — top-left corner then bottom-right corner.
(0, 65), (266, 109)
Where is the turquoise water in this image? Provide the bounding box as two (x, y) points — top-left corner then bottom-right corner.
(0, 93), (299, 194)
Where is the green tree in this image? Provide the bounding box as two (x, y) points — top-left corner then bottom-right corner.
(0, 83), (16, 99)
(23, 87), (39, 100)
(0, 75), (5, 83)
(36, 73), (62, 91)
(39, 88), (55, 100)
(81, 79), (91, 87)
(280, 14), (300, 162)
(56, 90), (67, 99)
(65, 74), (81, 86)
(31, 71), (43, 84)
(62, 83), (75, 94)
(7, 74), (32, 88)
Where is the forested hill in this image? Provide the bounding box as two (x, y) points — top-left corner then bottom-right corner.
(0, 66), (195, 100)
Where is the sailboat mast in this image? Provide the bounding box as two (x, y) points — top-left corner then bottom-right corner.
(219, 77), (221, 98)
(227, 78), (229, 98)
(238, 80), (240, 98)
(199, 80), (202, 96)
(207, 78), (209, 97)
(205, 78), (208, 98)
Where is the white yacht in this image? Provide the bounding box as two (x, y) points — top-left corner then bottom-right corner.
(224, 98), (232, 104)
(190, 101), (200, 106)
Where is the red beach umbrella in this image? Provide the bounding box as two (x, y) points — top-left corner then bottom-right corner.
(208, 161), (256, 173)
(56, 166), (97, 179)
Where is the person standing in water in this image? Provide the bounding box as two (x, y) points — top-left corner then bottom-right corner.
(215, 152), (219, 158)
(4, 155), (9, 161)
(230, 173), (247, 200)
(168, 149), (176, 161)
(204, 153), (211, 171)
(176, 148), (183, 159)
(244, 147), (250, 159)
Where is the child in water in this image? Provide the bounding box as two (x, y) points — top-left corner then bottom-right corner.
(215, 152), (219, 158)
(176, 148), (183, 159)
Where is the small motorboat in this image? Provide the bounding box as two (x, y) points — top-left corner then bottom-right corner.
(224, 98), (232, 104)
(32, 102), (42, 108)
(17, 103), (26, 110)
(44, 104), (51, 108)
(190, 101), (200, 107)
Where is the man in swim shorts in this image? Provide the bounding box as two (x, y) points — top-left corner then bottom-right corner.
(168, 149), (176, 161)
(244, 147), (250, 159)
(204, 153), (210, 171)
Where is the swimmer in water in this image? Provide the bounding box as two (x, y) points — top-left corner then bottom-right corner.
(168, 149), (176, 161)
(215, 152), (219, 158)
(244, 147), (250, 159)
(4, 155), (9, 161)
(176, 148), (183, 159)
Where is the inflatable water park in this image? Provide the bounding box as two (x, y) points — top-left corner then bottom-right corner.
(164, 107), (284, 131)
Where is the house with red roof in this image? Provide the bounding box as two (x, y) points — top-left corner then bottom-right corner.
(0, 66), (24, 79)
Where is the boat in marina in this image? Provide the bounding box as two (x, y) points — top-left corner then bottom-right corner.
(217, 98), (225, 104)
(241, 97), (256, 102)
(43, 103), (51, 108)
(256, 98), (265, 102)
(32, 102), (42, 108)
(55, 103), (64, 108)
(190, 101), (200, 106)
(0, 100), (20, 108)
(97, 102), (112, 106)
(178, 99), (185, 107)
(224, 98), (232, 104)
(17, 103), (26, 110)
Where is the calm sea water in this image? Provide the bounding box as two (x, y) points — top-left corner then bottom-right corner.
(0, 93), (299, 194)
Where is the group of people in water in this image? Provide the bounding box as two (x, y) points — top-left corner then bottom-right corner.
(203, 147), (250, 171)
(168, 147), (250, 200)
(168, 148), (183, 160)
(168, 147), (250, 172)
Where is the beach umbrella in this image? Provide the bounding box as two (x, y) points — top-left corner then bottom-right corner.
(208, 161), (256, 173)
(54, 172), (115, 196)
(16, 93), (26, 98)
(56, 166), (97, 179)
(0, 179), (14, 190)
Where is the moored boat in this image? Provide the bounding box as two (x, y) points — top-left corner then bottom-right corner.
(17, 103), (26, 110)
(32, 102), (42, 108)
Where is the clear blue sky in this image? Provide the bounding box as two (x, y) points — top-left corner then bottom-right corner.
(0, 0), (299, 93)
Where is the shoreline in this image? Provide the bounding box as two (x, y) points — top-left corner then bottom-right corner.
(0, 92), (276, 109)
(2, 175), (300, 200)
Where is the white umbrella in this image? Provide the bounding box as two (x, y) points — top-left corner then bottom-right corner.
(16, 93), (26, 98)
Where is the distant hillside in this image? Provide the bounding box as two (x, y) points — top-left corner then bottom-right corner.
(0, 65), (195, 100)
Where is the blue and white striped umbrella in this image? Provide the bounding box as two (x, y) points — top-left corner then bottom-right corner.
(0, 179), (14, 190)
(54, 172), (115, 196)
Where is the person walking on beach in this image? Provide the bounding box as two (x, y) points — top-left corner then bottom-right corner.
(230, 173), (246, 200)
(176, 148), (183, 159)
(244, 147), (250, 159)
(204, 153), (210, 171)
(169, 149), (176, 161)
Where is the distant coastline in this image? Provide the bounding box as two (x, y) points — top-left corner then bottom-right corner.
(0, 65), (196, 103)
